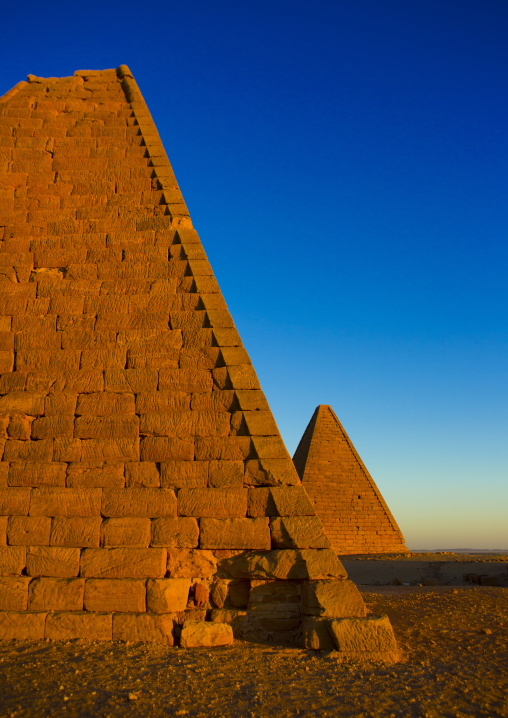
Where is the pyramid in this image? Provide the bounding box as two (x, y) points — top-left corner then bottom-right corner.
(293, 406), (407, 554)
(0, 67), (399, 657)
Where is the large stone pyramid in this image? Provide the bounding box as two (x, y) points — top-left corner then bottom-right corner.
(293, 405), (407, 554)
(0, 66), (398, 656)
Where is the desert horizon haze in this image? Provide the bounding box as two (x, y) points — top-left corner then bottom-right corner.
(1, 0), (506, 550)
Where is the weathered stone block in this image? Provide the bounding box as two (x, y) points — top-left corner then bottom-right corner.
(29, 488), (102, 516)
(328, 615), (399, 660)
(3, 439), (53, 461)
(0, 611), (47, 640)
(7, 516), (51, 545)
(76, 392), (135, 415)
(125, 462), (160, 487)
(81, 438), (139, 462)
(44, 392), (78, 415)
(101, 518), (151, 547)
(251, 436), (290, 459)
(66, 462), (125, 488)
(0, 576), (30, 610)
(80, 548), (167, 578)
(194, 437), (252, 461)
(200, 518), (270, 550)
(178, 488), (247, 517)
(301, 580), (366, 618)
(28, 577), (85, 611)
(135, 391), (190, 414)
(146, 578), (191, 612)
(8, 462), (66, 487)
(270, 517), (331, 549)
(301, 617), (334, 650)
(166, 549), (217, 578)
(0, 488), (31, 515)
(180, 621), (233, 648)
(244, 459), (300, 487)
(31, 416), (74, 439)
(75, 415), (139, 439)
(45, 612), (112, 641)
(248, 487), (315, 517)
(208, 460), (244, 487)
(26, 546), (80, 577)
(140, 411), (230, 438)
(160, 460), (207, 489)
(151, 517), (199, 548)
(53, 438), (82, 462)
(84, 579), (146, 612)
(0, 546), (25, 575)
(102, 488), (177, 517)
(104, 368), (158, 393)
(112, 613), (174, 645)
(50, 517), (101, 547)
(140, 437), (193, 461)
(0, 391), (45, 415)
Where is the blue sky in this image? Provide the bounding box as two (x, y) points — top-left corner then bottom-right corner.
(2, 0), (507, 549)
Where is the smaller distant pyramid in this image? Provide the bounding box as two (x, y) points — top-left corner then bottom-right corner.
(293, 406), (407, 554)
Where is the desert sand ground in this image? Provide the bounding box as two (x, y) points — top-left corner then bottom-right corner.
(0, 554), (506, 718)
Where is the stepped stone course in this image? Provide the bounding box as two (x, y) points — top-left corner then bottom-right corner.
(293, 405), (407, 554)
(0, 67), (399, 657)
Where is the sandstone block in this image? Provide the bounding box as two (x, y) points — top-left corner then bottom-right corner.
(0, 576), (30, 610)
(125, 462), (160, 487)
(0, 546), (25, 575)
(44, 392), (78, 415)
(247, 486), (315, 517)
(31, 416), (74, 439)
(270, 517), (331, 549)
(140, 437), (193, 461)
(7, 516), (51, 545)
(101, 518), (151, 547)
(102, 488), (177, 517)
(49, 369), (104, 393)
(0, 515), (6, 543)
(178, 488), (247, 517)
(80, 347), (127, 370)
(200, 518), (271, 550)
(45, 612), (112, 641)
(158, 368), (212, 393)
(81, 438), (139, 462)
(112, 613), (174, 645)
(301, 617), (334, 651)
(328, 615), (399, 659)
(0, 611), (47, 640)
(8, 462), (66, 487)
(190, 390), (235, 412)
(80, 548), (167, 578)
(50, 517), (101, 547)
(139, 411), (230, 438)
(160, 460), (207, 489)
(302, 580), (366, 618)
(66, 462), (125, 488)
(208, 460), (244, 487)
(194, 437), (252, 461)
(3, 439), (53, 461)
(251, 436), (290, 459)
(104, 368), (158, 393)
(75, 415), (139, 439)
(7, 414), (33, 440)
(239, 458), (300, 486)
(53, 438), (82, 462)
(220, 549), (347, 580)
(0, 391), (45, 415)
(0, 487), (31, 515)
(151, 517), (199, 548)
(76, 392), (135, 415)
(135, 391), (190, 413)
(26, 546), (80, 577)
(29, 488), (102, 516)
(146, 578), (191, 612)
(84, 578), (146, 612)
(180, 621), (233, 648)
(28, 577), (84, 611)
(166, 549), (217, 578)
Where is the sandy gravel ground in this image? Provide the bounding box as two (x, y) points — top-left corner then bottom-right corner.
(0, 585), (506, 718)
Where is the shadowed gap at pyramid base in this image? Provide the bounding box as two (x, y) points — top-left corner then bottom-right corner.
(0, 66), (399, 659)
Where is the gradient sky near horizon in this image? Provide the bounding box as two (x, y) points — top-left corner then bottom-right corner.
(1, 0), (507, 550)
